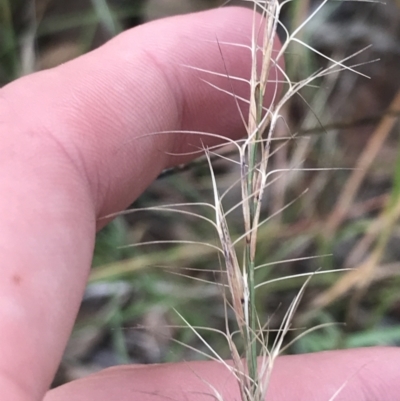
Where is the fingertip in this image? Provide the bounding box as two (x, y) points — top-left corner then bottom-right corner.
(45, 348), (400, 401)
(1, 6), (282, 217)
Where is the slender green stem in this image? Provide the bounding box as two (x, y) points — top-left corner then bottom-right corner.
(244, 77), (267, 400)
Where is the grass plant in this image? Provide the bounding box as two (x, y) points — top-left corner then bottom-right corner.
(100, 1), (387, 399)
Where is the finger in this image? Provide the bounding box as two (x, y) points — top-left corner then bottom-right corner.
(2, 7), (282, 220)
(44, 347), (400, 401)
(0, 6), (281, 401)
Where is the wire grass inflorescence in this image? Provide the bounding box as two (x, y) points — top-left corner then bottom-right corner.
(105, 1), (380, 400)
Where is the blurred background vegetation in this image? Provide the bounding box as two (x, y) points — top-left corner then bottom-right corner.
(2, 0), (400, 387)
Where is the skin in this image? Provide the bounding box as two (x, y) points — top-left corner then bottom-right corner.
(0, 6), (398, 401)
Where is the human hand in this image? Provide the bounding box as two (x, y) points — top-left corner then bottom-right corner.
(0, 6), (398, 401)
